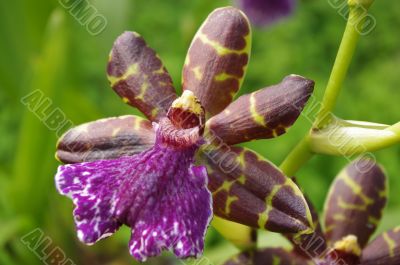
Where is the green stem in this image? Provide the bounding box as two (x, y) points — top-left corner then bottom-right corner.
(314, 6), (370, 128)
(280, 4), (371, 175)
(280, 137), (313, 176)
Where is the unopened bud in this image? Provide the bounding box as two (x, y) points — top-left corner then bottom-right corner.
(310, 117), (400, 156)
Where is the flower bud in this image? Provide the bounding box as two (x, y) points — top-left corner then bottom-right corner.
(309, 117), (400, 156)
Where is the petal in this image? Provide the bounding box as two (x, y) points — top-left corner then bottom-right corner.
(198, 145), (313, 234)
(360, 227), (400, 265)
(223, 247), (309, 265)
(55, 157), (136, 244)
(56, 115), (155, 164)
(236, 0), (296, 27)
(285, 182), (328, 259)
(107, 31), (177, 121)
(206, 75), (314, 145)
(107, 127), (211, 261)
(182, 7), (251, 117)
(57, 124), (212, 261)
(324, 158), (388, 248)
(127, 165), (212, 261)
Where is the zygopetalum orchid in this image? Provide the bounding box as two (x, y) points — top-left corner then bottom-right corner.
(236, 0), (296, 26)
(225, 158), (400, 265)
(55, 7), (315, 261)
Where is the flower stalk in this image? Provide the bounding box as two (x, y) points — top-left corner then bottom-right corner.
(280, 0), (375, 175)
(314, 1), (374, 129)
(279, 137), (313, 177)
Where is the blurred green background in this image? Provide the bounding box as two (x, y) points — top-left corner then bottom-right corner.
(0, 0), (399, 264)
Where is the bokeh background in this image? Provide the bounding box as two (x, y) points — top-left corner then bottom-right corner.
(0, 0), (399, 264)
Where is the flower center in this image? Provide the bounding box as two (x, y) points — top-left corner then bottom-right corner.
(156, 91), (205, 148)
(333, 235), (362, 257)
(317, 235), (361, 265)
(167, 90), (205, 131)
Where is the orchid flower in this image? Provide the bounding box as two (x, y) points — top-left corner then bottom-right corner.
(55, 7), (315, 262)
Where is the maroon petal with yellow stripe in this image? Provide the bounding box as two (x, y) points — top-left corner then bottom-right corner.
(324, 158), (388, 248)
(182, 7), (251, 117)
(223, 247), (309, 265)
(285, 185), (327, 259)
(360, 227), (400, 265)
(56, 115), (155, 164)
(206, 75), (314, 145)
(107, 32), (177, 121)
(197, 144), (313, 234)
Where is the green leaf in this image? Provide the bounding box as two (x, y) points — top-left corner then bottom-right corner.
(9, 9), (69, 224)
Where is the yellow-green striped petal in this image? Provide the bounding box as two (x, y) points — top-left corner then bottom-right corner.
(107, 32), (177, 121)
(182, 7), (251, 117)
(324, 158), (388, 248)
(206, 75), (314, 145)
(56, 115), (155, 163)
(360, 227), (400, 265)
(197, 145), (314, 235)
